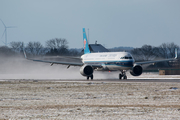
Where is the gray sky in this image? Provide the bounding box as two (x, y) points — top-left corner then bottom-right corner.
(0, 0), (180, 49)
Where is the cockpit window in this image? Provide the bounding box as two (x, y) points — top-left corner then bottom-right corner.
(120, 56), (132, 59)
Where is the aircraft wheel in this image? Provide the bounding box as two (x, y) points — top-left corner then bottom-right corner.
(87, 76), (89, 80)
(123, 76), (127, 79)
(119, 74), (122, 79)
(90, 74), (93, 80)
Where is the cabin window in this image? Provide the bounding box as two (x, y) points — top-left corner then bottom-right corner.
(120, 56), (132, 59)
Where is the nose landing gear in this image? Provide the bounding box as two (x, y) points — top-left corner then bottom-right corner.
(119, 70), (127, 79)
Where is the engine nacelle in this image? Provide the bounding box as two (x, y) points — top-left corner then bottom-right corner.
(130, 65), (143, 76)
(80, 65), (93, 76)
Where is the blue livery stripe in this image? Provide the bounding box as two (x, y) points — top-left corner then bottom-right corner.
(84, 61), (134, 67)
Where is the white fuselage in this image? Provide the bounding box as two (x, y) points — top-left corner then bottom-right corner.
(81, 52), (134, 71)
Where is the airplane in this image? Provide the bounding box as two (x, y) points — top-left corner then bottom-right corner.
(24, 28), (178, 80)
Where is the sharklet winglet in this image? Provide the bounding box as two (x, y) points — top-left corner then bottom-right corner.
(23, 48), (27, 59)
(175, 48), (178, 59)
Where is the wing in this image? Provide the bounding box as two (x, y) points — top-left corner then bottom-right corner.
(23, 51), (83, 66)
(135, 58), (177, 66)
(42, 56), (81, 60)
(23, 51), (104, 68)
(135, 48), (178, 65)
(31, 59), (83, 66)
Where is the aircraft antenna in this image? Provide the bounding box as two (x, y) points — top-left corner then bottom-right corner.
(88, 28), (89, 44)
(0, 19), (17, 46)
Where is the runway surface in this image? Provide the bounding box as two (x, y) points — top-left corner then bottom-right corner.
(1, 78), (180, 83)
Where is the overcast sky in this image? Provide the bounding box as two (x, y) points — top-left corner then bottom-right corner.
(0, 0), (180, 49)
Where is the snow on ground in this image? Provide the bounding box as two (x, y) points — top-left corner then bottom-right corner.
(0, 81), (180, 119)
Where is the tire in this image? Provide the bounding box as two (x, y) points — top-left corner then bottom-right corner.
(123, 76), (127, 79)
(90, 74), (93, 80)
(119, 74), (122, 79)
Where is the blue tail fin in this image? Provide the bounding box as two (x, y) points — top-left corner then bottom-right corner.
(83, 28), (90, 54)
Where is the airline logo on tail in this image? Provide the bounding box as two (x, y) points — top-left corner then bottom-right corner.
(83, 28), (90, 54)
(84, 39), (86, 49)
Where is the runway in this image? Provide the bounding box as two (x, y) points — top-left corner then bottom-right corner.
(1, 78), (180, 83)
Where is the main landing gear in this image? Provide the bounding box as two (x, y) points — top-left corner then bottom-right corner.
(87, 74), (93, 80)
(119, 70), (127, 79)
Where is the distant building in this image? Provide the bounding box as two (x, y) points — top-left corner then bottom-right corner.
(159, 69), (180, 75)
(89, 44), (109, 53)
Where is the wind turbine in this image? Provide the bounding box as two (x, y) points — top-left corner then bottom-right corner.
(0, 19), (17, 46)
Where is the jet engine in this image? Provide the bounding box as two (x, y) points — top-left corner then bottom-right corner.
(80, 65), (93, 76)
(130, 65), (143, 76)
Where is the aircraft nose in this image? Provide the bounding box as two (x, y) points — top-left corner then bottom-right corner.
(129, 60), (134, 67)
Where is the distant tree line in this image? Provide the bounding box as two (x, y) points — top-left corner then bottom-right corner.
(131, 42), (180, 61)
(0, 38), (179, 62)
(0, 38), (82, 57)
(130, 43), (180, 68)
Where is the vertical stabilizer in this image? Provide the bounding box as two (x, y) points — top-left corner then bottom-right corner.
(175, 48), (178, 59)
(83, 28), (90, 54)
